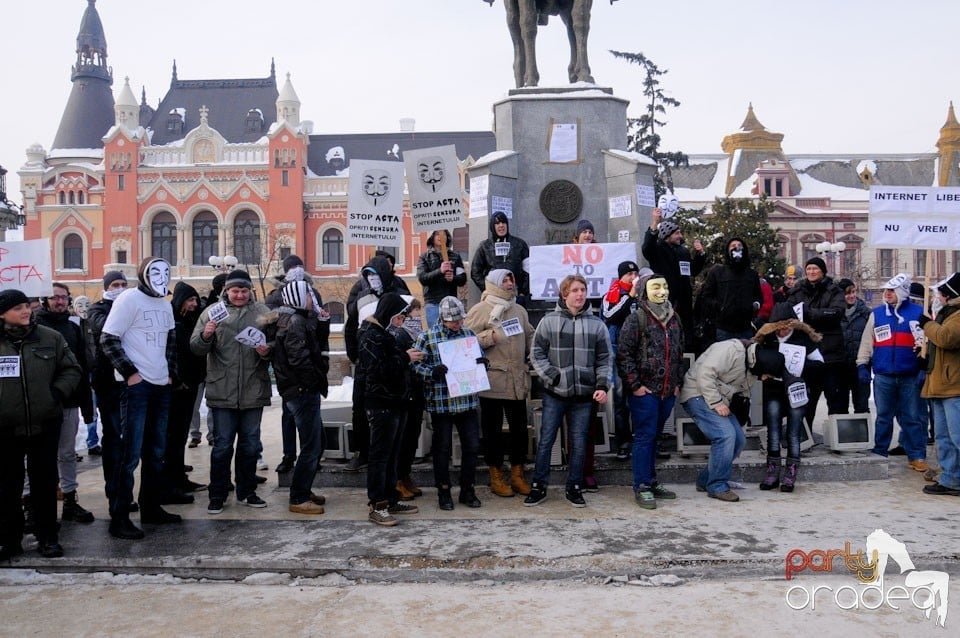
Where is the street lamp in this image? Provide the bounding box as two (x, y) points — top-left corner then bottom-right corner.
(816, 240), (846, 274)
(208, 254), (238, 271)
(0, 164), (27, 231)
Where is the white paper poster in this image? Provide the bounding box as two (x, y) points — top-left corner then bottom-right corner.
(469, 174), (489, 219)
(491, 196), (513, 219)
(608, 195), (632, 219)
(402, 145), (465, 233)
(346, 159), (406, 247)
(207, 301), (229, 324)
(528, 243), (638, 300)
(779, 343), (807, 378)
(438, 336), (490, 397)
(549, 123), (578, 163)
(636, 184), (656, 208)
(869, 186), (960, 248)
(0, 238), (52, 298)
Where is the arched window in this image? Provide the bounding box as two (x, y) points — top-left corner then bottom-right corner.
(324, 301), (345, 324)
(78, 191), (85, 204)
(233, 210), (260, 265)
(151, 211), (177, 264)
(63, 233), (83, 269)
(192, 211), (219, 265)
(68, 191), (75, 204)
(322, 228), (343, 265)
(58, 192), (65, 204)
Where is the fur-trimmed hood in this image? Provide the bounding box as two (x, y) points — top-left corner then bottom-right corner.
(752, 318), (822, 344)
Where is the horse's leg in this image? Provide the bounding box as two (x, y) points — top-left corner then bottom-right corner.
(559, 8), (577, 82)
(571, 0), (593, 83)
(518, 0), (539, 86)
(505, 0), (525, 88)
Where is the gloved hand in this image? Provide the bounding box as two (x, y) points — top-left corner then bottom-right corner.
(550, 370), (561, 386)
(476, 356), (490, 369)
(857, 364), (871, 386)
(918, 313), (931, 328)
(431, 364), (449, 381)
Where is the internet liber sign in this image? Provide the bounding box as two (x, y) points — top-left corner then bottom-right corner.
(869, 186), (960, 249)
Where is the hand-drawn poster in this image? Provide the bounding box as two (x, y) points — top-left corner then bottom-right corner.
(0, 238), (52, 298)
(438, 336), (490, 397)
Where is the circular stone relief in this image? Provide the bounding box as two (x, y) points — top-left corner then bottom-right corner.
(156, 190), (167, 201)
(198, 189), (208, 200)
(240, 188), (251, 199)
(539, 180), (583, 224)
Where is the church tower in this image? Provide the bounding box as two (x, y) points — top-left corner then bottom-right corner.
(936, 102), (960, 187)
(51, 0), (115, 156)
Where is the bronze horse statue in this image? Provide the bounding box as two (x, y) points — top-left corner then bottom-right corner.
(484, 0), (618, 88)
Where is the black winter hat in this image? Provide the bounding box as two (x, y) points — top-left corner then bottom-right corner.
(224, 269), (253, 290)
(103, 270), (127, 290)
(0, 289), (30, 315)
(282, 254), (304, 273)
(805, 256), (828, 275)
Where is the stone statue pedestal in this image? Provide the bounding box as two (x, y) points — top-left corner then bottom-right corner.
(467, 85), (657, 306)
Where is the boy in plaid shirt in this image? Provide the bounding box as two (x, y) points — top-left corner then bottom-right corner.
(412, 296), (483, 511)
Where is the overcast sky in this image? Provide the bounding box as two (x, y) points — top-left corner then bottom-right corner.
(3, 0), (959, 201)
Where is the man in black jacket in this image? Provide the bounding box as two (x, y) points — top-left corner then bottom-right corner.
(699, 238), (763, 342)
(272, 280), (329, 515)
(36, 282), (95, 525)
(470, 211), (530, 303)
(641, 207), (705, 345)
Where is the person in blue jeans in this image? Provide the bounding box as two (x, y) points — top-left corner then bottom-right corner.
(919, 272), (960, 496)
(190, 269), (273, 515)
(526, 275), (610, 508)
(101, 258), (179, 539)
(856, 273), (927, 471)
(616, 274), (684, 510)
(679, 339), (784, 502)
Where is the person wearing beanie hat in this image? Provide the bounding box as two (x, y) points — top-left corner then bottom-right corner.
(264, 254), (316, 312)
(919, 271), (960, 496)
(785, 251), (846, 429)
(838, 279), (871, 414)
(856, 272), (927, 470)
(271, 277), (331, 516)
(773, 265), (800, 304)
(191, 261), (273, 516)
(99, 256), (179, 539)
(678, 340), (779, 502)
(601, 262), (645, 459)
(471, 212), (531, 302)
(617, 272), (685, 508)
(465, 268), (535, 498)
(752, 305), (824, 492)
(526, 275), (611, 508)
(102, 271), (127, 292)
(411, 294), (483, 511)
(417, 230), (467, 327)
(358, 292), (423, 525)
(1, 288), (82, 559)
(574, 219), (595, 243)
(281, 254), (304, 274)
(642, 205), (705, 346)
(36, 281), (96, 525)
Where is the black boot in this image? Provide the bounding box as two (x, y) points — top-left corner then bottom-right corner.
(458, 486), (482, 508)
(22, 496), (35, 534)
(759, 457), (781, 491)
(62, 491), (95, 524)
(275, 455), (296, 473)
(437, 486), (454, 511)
(781, 458), (800, 493)
(109, 516), (144, 540)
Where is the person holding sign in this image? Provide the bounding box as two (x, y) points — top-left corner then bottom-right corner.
(412, 296), (483, 511)
(190, 269), (273, 515)
(464, 269), (535, 498)
(470, 211), (531, 304)
(752, 303), (824, 492)
(856, 274), (928, 470)
(417, 230), (467, 327)
(0, 289), (82, 560)
(526, 275), (611, 508)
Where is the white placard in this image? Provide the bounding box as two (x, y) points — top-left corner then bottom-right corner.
(787, 381), (809, 408)
(207, 301), (229, 324)
(793, 303), (804, 323)
(549, 123), (578, 163)
(617, 230), (630, 242)
(469, 174), (489, 219)
(235, 326), (266, 348)
(347, 159), (405, 247)
(500, 317), (523, 337)
(608, 195), (632, 219)
(403, 145), (465, 233)
(779, 343), (807, 378)
(0, 238), (53, 298)
(679, 261), (691, 276)
(494, 241), (510, 257)
(636, 184), (656, 208)
(528, 243), (638, 300)
(491, 196), (513, 219)
(869, 186), (960, 248)
(874, 324), (892, 342)
(438, 336), (490, 397)
(0, 356), (21, 378)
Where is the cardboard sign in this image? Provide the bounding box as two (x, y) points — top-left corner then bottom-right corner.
(403, 145), (465, 233)
(0, 238), (52, 298)
(347, 159), (405, 247)
(528, 243), (637, 300)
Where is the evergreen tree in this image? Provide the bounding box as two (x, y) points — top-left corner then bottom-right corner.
(610, 50), (688, 198)
(674, 196), (785, 284)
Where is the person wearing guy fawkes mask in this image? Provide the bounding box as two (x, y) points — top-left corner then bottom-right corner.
(101, 258), (179, 540)
(344, 254), (410, 471)
(699, 237), (763, 343)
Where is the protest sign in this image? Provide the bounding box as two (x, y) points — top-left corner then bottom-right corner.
(403, 145), (465, 233)
(869, 186), (960, 249)
(528, 242), (637, 300)
(346, 160), (405, 247)
(0, 238), (52, 298)
(438, 336), (490, 397)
